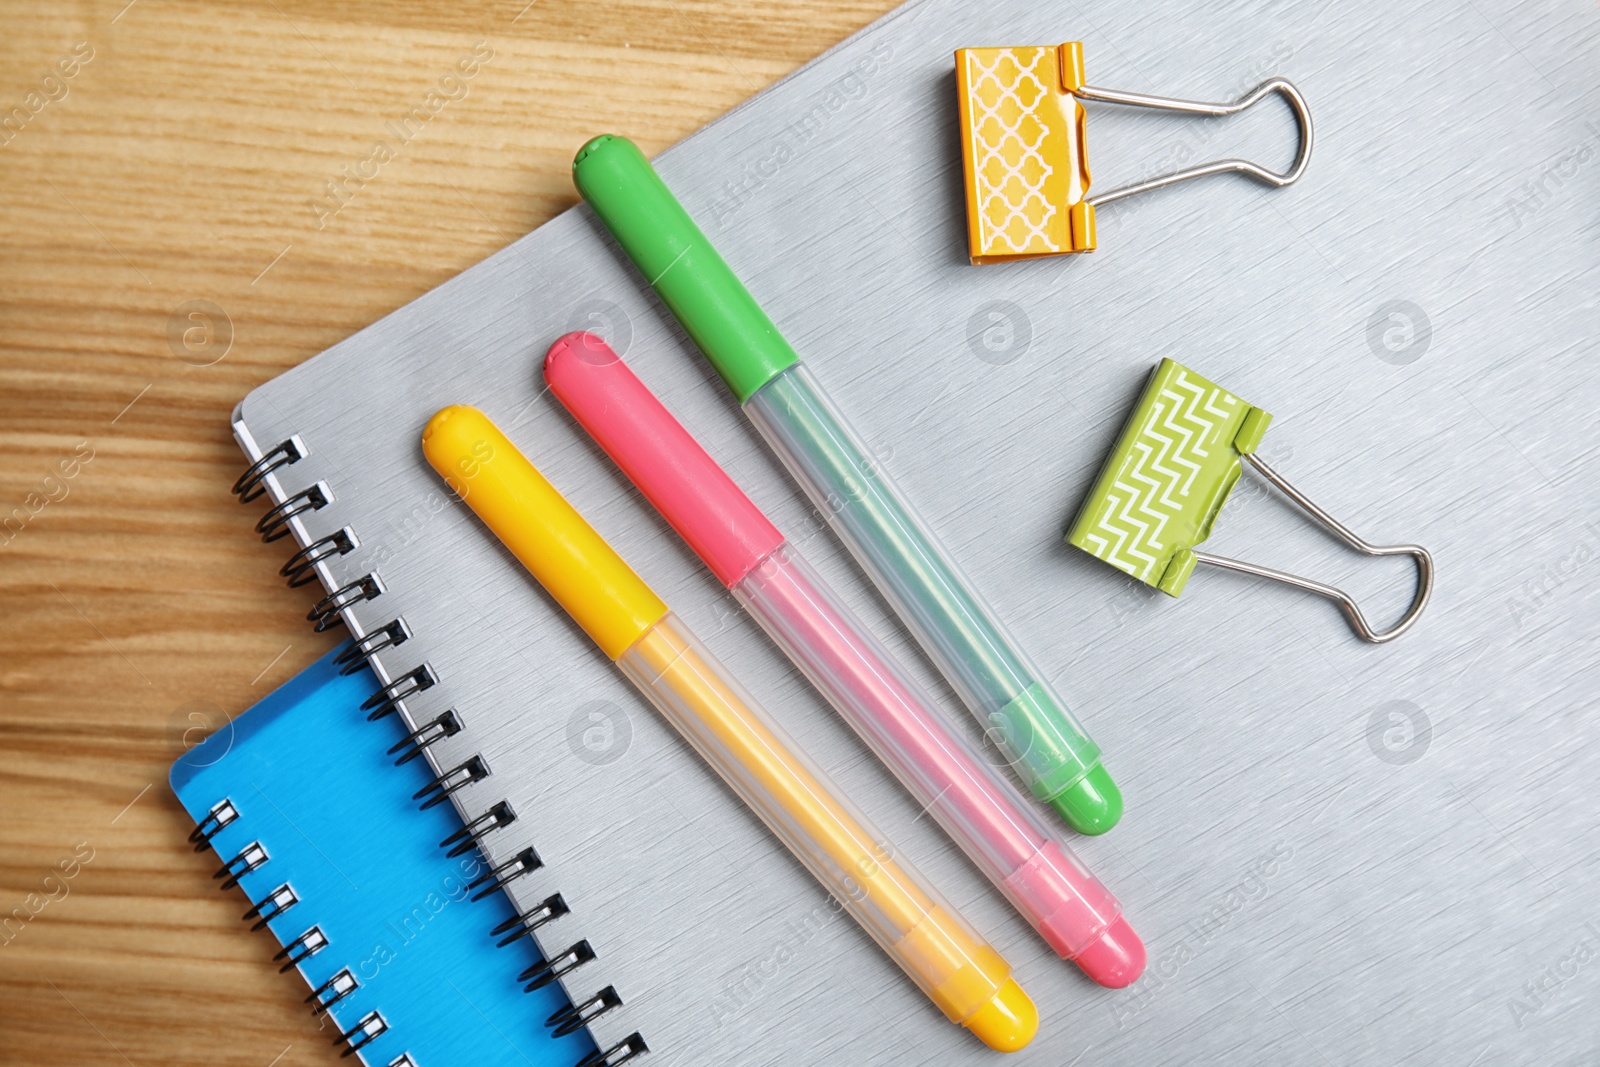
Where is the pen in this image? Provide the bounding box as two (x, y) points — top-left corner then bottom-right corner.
(422, 404), (1039, 1051)
(545, 331), (1144, 985)
(572, 135), (1124, 835)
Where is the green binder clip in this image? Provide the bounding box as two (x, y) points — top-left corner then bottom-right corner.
(1066, 358), (1433, 643)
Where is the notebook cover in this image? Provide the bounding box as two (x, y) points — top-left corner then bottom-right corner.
(230, 0), (1600, 1063)
(171, 647), (594, 1067)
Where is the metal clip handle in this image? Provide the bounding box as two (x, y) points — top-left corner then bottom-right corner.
(1080, 77), (1314, 208)
(1191, 455), (1434, 644)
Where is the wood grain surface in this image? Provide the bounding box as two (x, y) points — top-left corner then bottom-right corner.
(0, 3), (889, 1063)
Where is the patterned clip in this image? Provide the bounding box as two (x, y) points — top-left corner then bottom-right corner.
(954, 42), (1313, 263)
(1066, 359), (1434, 643)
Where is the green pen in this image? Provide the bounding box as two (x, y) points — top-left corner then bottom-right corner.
(572, 135), (1122, 834)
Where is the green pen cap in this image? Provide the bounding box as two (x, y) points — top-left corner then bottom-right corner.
(573, 135), (799, 403)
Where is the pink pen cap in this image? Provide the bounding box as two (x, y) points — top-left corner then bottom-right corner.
(545, 332), (783, 588)
(545, 332), (1145, 986)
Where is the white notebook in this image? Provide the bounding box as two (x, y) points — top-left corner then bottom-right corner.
(231, 0), (1600, 1063)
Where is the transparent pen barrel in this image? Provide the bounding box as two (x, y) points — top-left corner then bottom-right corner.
(733, 545), (1121, 955)
(615, 613), (1011, 1021)
(744, 365), (1100, 800)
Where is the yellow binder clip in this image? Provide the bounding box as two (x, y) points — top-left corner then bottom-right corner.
(954, 42), (1313, 263)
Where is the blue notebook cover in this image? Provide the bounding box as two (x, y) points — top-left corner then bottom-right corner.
(170, 647), (596, 1067)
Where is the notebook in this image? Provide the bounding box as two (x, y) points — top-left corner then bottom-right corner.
(228, 0), (1600, 1062)
(170, 646), (598, 1067)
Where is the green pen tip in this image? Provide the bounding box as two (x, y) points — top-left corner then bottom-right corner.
(1049, 763), (1122, 835)
(574, 133), (618, 169)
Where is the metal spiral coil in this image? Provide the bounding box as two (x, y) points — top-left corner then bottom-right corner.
(308, 575), (382, 632)
(548, 986), (622, 1038)
(274, 925), (329, 972)
(440, 799), (514, 857)
(335, 619), (410, 675)
(388, 709), (462, 767)
(413, 755), (489, 811)
(242, 884), (298, 931)
(189, 799), (238, 852)
(334, 1010), (387, 1056)
(520, 940), (596, 992)
(466, 847), (541, 902)
(363, 664), (436, 721)
(491, 893), (570, 948)
(576, 1032), (648, 1066)
(306, 969), (359, 1016)
(214, 841), (269, 890)
(233, 440), (638, 1060)
(256, 482), (329, 542)
(281, 528), (355, 588)
(233, 437), (303, 503)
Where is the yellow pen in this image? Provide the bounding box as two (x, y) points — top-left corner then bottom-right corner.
(423, 405), (1038, 1052)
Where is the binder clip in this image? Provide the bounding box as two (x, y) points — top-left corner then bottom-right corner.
(1065, 359), (1433, 643)
(954, 42), (1313, 263)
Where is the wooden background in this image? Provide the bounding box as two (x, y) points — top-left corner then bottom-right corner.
(0, 2), (888, 1062)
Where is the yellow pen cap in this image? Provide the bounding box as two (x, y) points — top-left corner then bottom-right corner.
(421, 405), (668, 660)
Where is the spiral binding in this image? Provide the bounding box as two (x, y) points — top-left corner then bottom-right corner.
(258, 482), (330, 542)
(309, 575), (383, 632)
(214, 841), (269, 890)
(441, 799), (514, 857)
(189, 799), (238, 852)
(243, 884), (298, 931)
(233, 436), (303, 503)
(274, 925), (329, 972)
(521, 941), (596, 992)
(307, 969), (359, 1016)
(467, 847), (542, 902)
(414, 755), (489, 811)
(336, 1011), (388, 1056)
(223, 437), (642, 1065)
(549, 986), (622, 1038)
(579, 1034), (649, 1067)
(282, 528), (356, 588)
(335, 620), (410, 675)
(363, 665), (436, 721)
(388, 709), (463, 767)
(492, 893), (570, 948)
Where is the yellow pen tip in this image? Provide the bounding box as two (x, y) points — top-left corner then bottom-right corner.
(422, 403), (470, 447)
(962, 978), (1038, 1052)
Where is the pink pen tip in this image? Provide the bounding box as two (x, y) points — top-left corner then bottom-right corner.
(1072, 916), (1145, 988)
(543, 329), (784, 588)
(545, 330), (616, 373)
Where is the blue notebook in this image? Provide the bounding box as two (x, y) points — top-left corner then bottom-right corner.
(170, 647), (597, 1067)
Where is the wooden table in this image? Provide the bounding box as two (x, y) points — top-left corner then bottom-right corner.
(0, 3), (887, 1062)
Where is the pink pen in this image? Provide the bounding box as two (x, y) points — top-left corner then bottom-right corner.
(545, 332), (1144, 986)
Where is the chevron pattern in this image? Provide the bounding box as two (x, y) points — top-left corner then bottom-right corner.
(1075, 365), (1243, 582)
